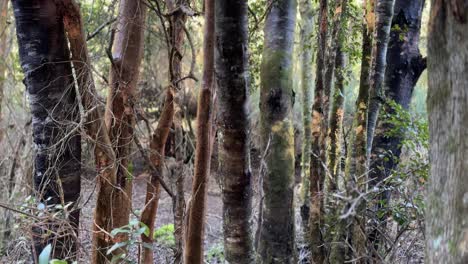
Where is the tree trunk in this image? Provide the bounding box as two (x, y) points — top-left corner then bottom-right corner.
(12, 0), (81, 260)
(257, 0), (296, 263)
(183, 0), (214, 262)
(366, 0), (395, 153)
(309, 0), (328, 262)
(215, 0), (254, 263)
(425, 1), (468, 263)
(330, 1), (375, 262)
(298, 0), (315, 229)
(0, 0), (8, 142)
(93, 0), (147, 262)
(139, 0), (188, 262)
(368, 0), (425, 254)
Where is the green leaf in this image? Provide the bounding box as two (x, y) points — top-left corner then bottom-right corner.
(38, 244), (52, 264)
(106, 242), (127, 255)
(50, 260), (68, 264)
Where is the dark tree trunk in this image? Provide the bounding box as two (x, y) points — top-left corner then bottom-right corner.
(257, 0), (296, 262)
(425, 1), (468, 263)
(12, 0), (81, 260)
(309, 0), (328, 262)
(368, 0), (426, 253)
(0, 0), (7, 142)
(215, 0), (254, 263)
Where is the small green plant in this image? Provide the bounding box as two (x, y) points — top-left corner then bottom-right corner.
(153, 224), (175, 247)
(108, 219), (151, 263)
(205, 243), (224, 263)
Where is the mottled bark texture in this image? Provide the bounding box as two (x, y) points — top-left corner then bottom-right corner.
(326, 0), (348, 193)
(309, 0), (328, 262)
(215, 1), (254, 263)
(368, 0), (425, 253)
(12, 0), (81, 260)
(93, 0), (147, 262)
(257, 0), (296, 262)
(351, 0), (394, 259)
(184, 0), (214, 262)
(298, 0), (315, 228)
(366, 0), (395, 154)
(0, 0), (7, 141)
(425, 1), (468, 263)
(330, 0), (374, 262)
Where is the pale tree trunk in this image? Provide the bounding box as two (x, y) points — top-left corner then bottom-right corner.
(215, 0), (254, 263)
(368, 0), (425, 254)
(257, 0), (296, 263)
(93, 0), (147, 262)
(425, 1), (468, 263)
(12, 0), (81, 260)
(298, 0), (315, 228)
(183, 0), (214, 262)
(0, 0), (8, 142)
(309, 0), (328, 262)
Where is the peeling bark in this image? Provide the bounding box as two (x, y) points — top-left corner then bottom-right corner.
(309, 0), (328, 262)
(93, 0), (147, 262)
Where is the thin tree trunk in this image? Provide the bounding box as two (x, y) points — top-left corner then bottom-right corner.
(298, 0), (315, 229)
(326, 0), (348, 193)
(366, 0), (395, 153)
(257, 0), (296, 263)
(425, 1), (468, 263)
(139, 0), (188, 262)
(215, 0), (254, 263)
(93, 0), (147, 262)
(368, 0), (426, 254)
(309, 0), (328, 262)
(352, 0), (395, 261)
(0, 0), (8, 142)
(12, 0), (81, 260)
(183, 0), (214, 262)
(330, 1), (375, 262)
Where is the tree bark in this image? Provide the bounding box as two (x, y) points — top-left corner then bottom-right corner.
(368, 0), (426, 253)
(93, 0), (147, 262)
(298, 0), (315, 228)
(257, 0), (296, 263)
(330, 1), (375, 262)
(0, 0), (8, 142)
(183, 0), (214, 262)
(215, 0), (254, 263)
(309, 0), (328, 262)
(366, 0), (395, 153)
(12, 0), (81, 260)
(425, 1), (468, 263)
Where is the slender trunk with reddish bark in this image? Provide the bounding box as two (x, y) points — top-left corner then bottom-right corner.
(92, 0), (147, 262)
(184, 0), (215, 262)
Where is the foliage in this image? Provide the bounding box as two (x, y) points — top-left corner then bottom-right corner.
(153, 224), (175, 247)
(108, 219), (151, 263)
(205, 243), (225, 263)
